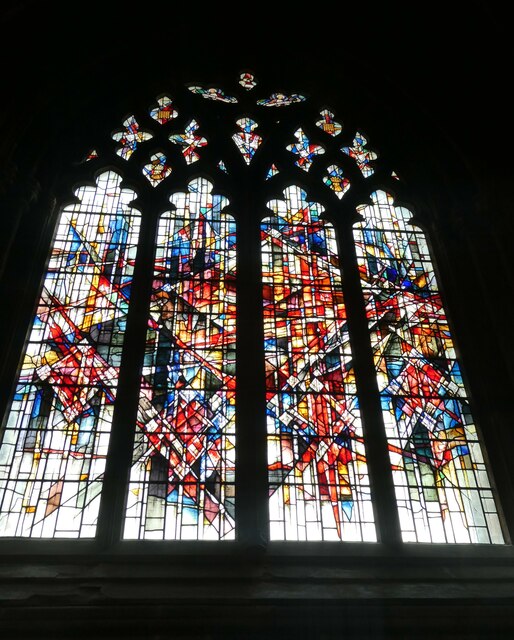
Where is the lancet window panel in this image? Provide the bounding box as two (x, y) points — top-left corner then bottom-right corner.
(124, 178), (237, 541)
(0, 172), (141, 538)
(353, 190), (504, 544)
(262, 186), (376, 542)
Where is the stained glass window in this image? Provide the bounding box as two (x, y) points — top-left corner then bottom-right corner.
(341, 132), (377, 177)
(324, 165), (350, 199)
(266, 164), (280, 179)
(112, 116), (153, 160)
(232, 117), (262, 164)
(353, 191), (504, 543)
(316, 109), (342, 137)
(239, 72), (257, 90)
(0, 72), (505, 546)
(124, 178), (236, 540)
(188, 86), (238, 103)
(262, 186), (376, 541)
(84, 149), (98, 162)
(287, 128), (325, 172)
(257, 92), (306, 107)
(142, 152), (172, 186)
(169, 119), (207, 164)
(149, 96), (178, 124)
(0, 171), (140, 537)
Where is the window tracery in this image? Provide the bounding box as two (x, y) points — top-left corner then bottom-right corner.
(0, 72), (504, 545)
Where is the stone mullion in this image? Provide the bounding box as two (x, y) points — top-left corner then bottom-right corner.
(95, 189), (161, 547)
(233, 186), (269, 550)
(332, 213), (403, 545)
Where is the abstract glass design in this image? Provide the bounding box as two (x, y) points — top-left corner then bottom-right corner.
(142, 152), (172, 187)
(262, 185), (376, 541)
(257, 92), (306, 107)
(188, 85), (238, 103)
(316, 109), (342, 137)
(218, 160), (228, 174)
(124, 178), (236, 540)
(287, 128), (325, 171)
(232, 118), (262, 164)
(0, 171), (141, 537)
(354, 190), (504, 543)
(149, 96), (178, 124)
(239, 71), (257, 90)
(169, 119), (207, 164)
(112, 115), (153, 160)
(266, 164), (280, 179)
(84, 149), (98, 162)
(341, 132), (377, 177)
(324, 165), (350, 199)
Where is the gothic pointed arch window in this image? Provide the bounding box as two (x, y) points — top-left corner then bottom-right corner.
(0, 71), (506, 547)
